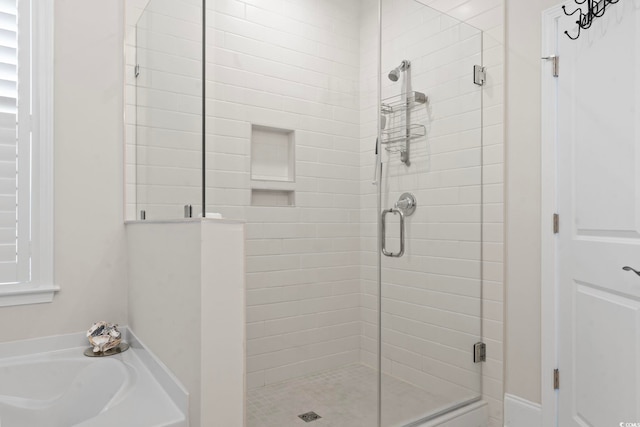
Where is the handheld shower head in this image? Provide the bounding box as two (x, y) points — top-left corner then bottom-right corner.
(387, 60), (411, 82)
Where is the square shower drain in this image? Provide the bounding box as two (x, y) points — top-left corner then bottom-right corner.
(298, 411), (322, 422)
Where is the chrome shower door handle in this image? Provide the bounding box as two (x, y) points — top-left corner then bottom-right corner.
(381, 208), (405, 258)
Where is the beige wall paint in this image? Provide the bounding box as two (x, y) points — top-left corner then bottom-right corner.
(504, 0), (560, 404)
(0, 0), (128, 343)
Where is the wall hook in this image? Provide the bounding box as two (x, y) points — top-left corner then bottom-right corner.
(562, 0), (621, 40)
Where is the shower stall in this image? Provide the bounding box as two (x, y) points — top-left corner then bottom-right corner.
(127, 0), (485, 425)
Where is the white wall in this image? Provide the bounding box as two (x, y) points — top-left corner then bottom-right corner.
(200, 221), (246, 427)
(127, 220), (246, 427)
(127, 221), (202, 424)
(504, 0), (560, 406)
(0, 0), (128, 343)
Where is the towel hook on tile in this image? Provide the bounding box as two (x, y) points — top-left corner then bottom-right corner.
(562, 0), (621, 40)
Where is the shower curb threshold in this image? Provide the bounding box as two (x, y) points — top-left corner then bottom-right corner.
(411, 400), (488, 427)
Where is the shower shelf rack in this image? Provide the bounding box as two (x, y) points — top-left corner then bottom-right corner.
(381, 123), (427, 151)
(381, 91), (428, 114)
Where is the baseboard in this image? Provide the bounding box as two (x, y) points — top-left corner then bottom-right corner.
(504, 394), (542, 427)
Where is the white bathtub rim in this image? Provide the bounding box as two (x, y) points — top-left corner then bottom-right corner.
(0, 328), (189, 420)
(0, 356), (135, 411)
(0, 331), (89, 359)
(124, 327), (189, 416)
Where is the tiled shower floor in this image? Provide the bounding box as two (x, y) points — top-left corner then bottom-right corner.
(247, 364), (464, 427)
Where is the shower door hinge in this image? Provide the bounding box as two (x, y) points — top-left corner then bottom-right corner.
(542, 56), (559, 77)
(134, 64), (140, 78)
(553, 213), (560, 234)
(473, 342), (486, 363)
(473, 65), (486, 86)
(553, 369), (560, 389)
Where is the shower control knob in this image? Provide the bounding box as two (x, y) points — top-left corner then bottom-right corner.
(395, 193), (417, 217)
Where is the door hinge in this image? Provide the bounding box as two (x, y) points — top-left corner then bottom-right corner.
(184, 204), (193, 218)
(134, 64), (140, 78)
(553, 213), (560, 234)
(553, 369), (560, 389)
(473, 65), (486, 86)
(542, 55), (559, 77)
(473, 342), (486, 363)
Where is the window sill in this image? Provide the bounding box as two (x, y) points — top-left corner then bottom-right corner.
(0, 284), (60, 307)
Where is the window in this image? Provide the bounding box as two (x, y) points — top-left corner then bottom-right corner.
(0, 0), (54, 307)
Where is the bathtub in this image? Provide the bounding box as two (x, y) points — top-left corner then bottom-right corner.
(0, 346), (186, 427)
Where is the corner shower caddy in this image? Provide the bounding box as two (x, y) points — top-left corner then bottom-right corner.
(380, 90), (428, 165)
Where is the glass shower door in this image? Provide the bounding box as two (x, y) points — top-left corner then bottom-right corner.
(378, 2), (483, 425)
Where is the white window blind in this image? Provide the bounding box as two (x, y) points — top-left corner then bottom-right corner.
(0, 1), (17, 114)
(0, 0), (30, 285)
(0, 0), (54, 305)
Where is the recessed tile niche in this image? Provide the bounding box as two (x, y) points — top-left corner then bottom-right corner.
(250, 125), (295, 206)
(251, 189), (295, 207)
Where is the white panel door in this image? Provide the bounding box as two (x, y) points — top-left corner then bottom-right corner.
(557, 3), (640, 426)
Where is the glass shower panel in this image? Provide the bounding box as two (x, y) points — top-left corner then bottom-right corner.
(379, 1), (483, 425)
(134, 0), (203, 220)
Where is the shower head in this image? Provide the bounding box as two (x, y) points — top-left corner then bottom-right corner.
(388, 60), (411, 82)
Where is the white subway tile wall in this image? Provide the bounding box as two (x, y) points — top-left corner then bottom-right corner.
(125, 0), (504, 425)
(204, 0), (364, 390)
